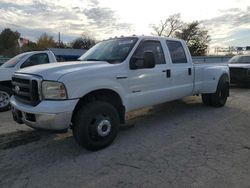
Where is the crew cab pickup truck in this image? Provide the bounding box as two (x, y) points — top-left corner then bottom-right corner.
(0, 51), (57, 111)
(10, 36), (230, 150)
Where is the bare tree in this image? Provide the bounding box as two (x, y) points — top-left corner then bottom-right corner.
(152, 14), (183, 37)
(71, 33), (96, 50)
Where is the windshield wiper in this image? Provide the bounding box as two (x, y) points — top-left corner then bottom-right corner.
(85, 58), (102, 61)
(82, 58), (114, 64)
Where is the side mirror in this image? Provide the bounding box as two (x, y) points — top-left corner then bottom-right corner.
(143, 51), (155, 69)
(130, 51), (155, 69)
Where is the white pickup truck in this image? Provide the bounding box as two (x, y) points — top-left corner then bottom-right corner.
(10, 36), (230, 150)
(0, 51), (57, 111)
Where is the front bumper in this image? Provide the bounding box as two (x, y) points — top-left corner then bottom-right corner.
(10, 96), (78, 131)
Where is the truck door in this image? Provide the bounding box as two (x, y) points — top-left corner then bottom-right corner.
(127, 40), (171, 110)
(165, 40), (194, 98)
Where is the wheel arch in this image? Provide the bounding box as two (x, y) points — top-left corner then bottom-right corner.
(0, 80), (12, 89)
(71, 89), (125, 125)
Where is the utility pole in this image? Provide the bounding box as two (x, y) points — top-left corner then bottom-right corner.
(58, 32), (61, 46)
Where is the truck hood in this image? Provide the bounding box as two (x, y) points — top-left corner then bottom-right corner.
(16, 61), (112, 80)
(228, 63), (250, 69)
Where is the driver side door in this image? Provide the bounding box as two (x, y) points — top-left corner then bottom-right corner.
(127, 40), (171, 110)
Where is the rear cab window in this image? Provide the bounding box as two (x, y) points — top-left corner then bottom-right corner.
(21, 53), (49, 68)
(166, 40), (187, 64)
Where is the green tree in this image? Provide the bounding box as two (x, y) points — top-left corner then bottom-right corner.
(71, 34), (96, 49)
(0, 28), (20, 57)
(175, 21), (210, 56)
(36, 33), (56, 50)
(21, 41), (37, 52)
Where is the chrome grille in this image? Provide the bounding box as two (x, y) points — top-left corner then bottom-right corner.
(12, 74), (41, 106)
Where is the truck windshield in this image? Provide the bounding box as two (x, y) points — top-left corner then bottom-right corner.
(229, 56), (250, 64)
(78, 37), (138, 64)
(1, 53), (27, 68)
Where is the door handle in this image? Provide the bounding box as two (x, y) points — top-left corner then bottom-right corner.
(162, 69), (171, 77)
(188, 68), (192, 75)
(166, 69), (171, 78)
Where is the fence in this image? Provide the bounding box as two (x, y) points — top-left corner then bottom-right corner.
(192, 56), (232, 63)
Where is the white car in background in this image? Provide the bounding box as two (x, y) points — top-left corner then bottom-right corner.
(0, 51), (57, 112)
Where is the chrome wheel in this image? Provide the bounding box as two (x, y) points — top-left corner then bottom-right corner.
(0, 91), (10, 108)
(97, 119), (112, 137)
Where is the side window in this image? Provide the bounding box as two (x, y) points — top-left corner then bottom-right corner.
(21, 53), (49, 68)
(166, 40), (187, 63)
(133, 40), (166, 65)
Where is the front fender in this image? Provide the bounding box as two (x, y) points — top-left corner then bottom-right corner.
(62, 78), (128, 106)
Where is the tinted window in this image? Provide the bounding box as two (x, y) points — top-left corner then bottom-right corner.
(166, 40), (187, 63)
(242, 56), (250, 63)
(133, 40), (165, 65)
(229, 55), (250, 64)
(21, 53), (49, 68)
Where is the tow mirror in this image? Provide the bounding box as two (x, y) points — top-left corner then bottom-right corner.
(143, 51), (155, 69)
(130, 51), (155, 69)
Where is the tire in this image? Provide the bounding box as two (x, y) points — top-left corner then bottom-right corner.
(72, 101), (119, 151)
(0, 85), (12, 112)
(201, 94), (211, 106)
(210, 80), (229, 107)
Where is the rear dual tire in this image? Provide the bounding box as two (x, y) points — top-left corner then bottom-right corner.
(202, 79), (229, 107)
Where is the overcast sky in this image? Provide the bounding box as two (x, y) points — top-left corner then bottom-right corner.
(1, 0), (250, 48)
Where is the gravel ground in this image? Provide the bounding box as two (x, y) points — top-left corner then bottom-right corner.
(0, 87), (249, 188)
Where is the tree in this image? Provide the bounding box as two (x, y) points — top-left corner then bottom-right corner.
(152, 14), (182, 37)
(71, 34), (96, 49)
(175, 21), (210, 56)
(0, 28), (20, 57)
(36, 33), (56, 50)
(21, 41), (37, 52)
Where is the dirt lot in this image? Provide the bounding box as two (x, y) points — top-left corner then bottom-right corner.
(0, 87), (249, 188)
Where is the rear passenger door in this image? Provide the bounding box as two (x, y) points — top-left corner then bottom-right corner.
(165, 40), (194, 98)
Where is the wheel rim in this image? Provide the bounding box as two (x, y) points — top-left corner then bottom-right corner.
(97, 119), (111, 137)
(89, 114), (112, 140)
(0, 91), (10, 108)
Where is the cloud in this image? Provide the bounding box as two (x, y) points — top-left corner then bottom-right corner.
(0, 0), (134, 42)
(202, 6), (250, 47)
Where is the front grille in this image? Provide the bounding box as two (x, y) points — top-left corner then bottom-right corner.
(229, 68), (248, 78)
(12, 74), (41, 106)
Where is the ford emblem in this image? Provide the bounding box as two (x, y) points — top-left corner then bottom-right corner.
(15, 86), (20, 93)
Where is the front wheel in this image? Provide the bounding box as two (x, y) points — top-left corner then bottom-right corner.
(0, 86), (12, 112)
(72, 101), (119, 151)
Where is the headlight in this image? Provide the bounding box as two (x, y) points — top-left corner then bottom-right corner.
(42, 81), (68, 100)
